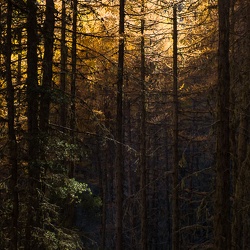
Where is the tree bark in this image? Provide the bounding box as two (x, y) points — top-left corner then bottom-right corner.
(214, 0), (231, 248)
(70, 0), (77, 178)
(115, 0), (125, 248)
(39, 0), (55, 131)
(172, 4), (180, 250)
(139, 0), (147, 248)
(232, 2), (250, 248)
(60, 0), (67, 131)
(25, 0), (40, 248)
(63, 0), (77, 228)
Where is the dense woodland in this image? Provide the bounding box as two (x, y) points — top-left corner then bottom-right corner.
(0, 0), (249, 249)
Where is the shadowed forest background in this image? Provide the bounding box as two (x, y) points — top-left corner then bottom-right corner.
(0, 0), (249, 249)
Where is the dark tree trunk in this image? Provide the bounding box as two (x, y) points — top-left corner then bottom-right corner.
(115, 0), (125, 249)
(39, 0), (55, 131)
(214, 0), (231, 248)
(70, 0), (77, 178)
(6, 1), (19, 249)
(98, 130), (107, 250)
(60, 0), (67, 131)
(100, 158), (107, 250)
(242, 4), (250, 248)
(25, 0), (40, 248)
(232, 2), (250, 249)
(172, 4), (180, 250)
(63, 0), (77, 228)
(139, 0), (147, 248)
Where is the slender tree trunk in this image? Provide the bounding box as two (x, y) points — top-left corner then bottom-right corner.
(62, 0), (77, 228)
(235, 113), (248, 248)
(230, 1), (239, 248)
(99, 132), (107, 250)
(39, 0), (55, 131)
(25, 0), (40, 248)
(37, 1), (55, 236)
(172, 4), (180, 250)
(115, 0), (125, 248)
(6, 1), (19, 249)
(100, 100), (111, 250)
(234, 2), (250, 248)
(70, 0), (77, 178)
(242, 2), (250, 248)
(60, 0), (67, 130)
(125, 98), (137, 248)
(139, 0), (147, 248)
(17, 29), (22, 123)
(100, 159), (107, 250)
(165, 129), (171, 250)
(214, 0), (231, 248)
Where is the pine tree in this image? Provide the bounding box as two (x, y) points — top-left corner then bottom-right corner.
(214, 0), (231, 248)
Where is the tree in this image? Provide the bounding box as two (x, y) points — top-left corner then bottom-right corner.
(70, 0), (77, 177)
(139, 0), (147, 248)
(231, 0), (250, 249)
(115, 0), (125, 248)
(172, 4), (180, 250)
(25, 0), (41, 248)
(40, 0), (55, 131)
(6, 1), (19, 249)
(214, 0), (231, 248)
(60, 0), (67, 131)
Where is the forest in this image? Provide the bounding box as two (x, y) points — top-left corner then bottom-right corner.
(0, 0), (249, 249)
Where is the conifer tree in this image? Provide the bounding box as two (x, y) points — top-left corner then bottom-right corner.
(214, 0), (231, 248)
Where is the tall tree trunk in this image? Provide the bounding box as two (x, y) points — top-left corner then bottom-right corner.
(6, 1), (19, 249)
(37, 0), (55, 238)
(25, 0), (40, 248)
(60, 0), (67, 131)
(100, 100), (111, 250)
(70, 0), (77, 178)
(124, 97), (137, 248)
(115, 0), (125, 248)
(39, 0), (55, 131)
(17, 29), (22, 123)
(62, 0), (77, 228)
(100, 156), (107, 250)
(214, 0), (231, 248)
(139, 0), (147, 248)
(241, 2), (250, 248)
(99, 131), (107, 250)
(172, 4), (179, 250)
(230, 1), (240, 248)
(233, 2), (250, 248)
